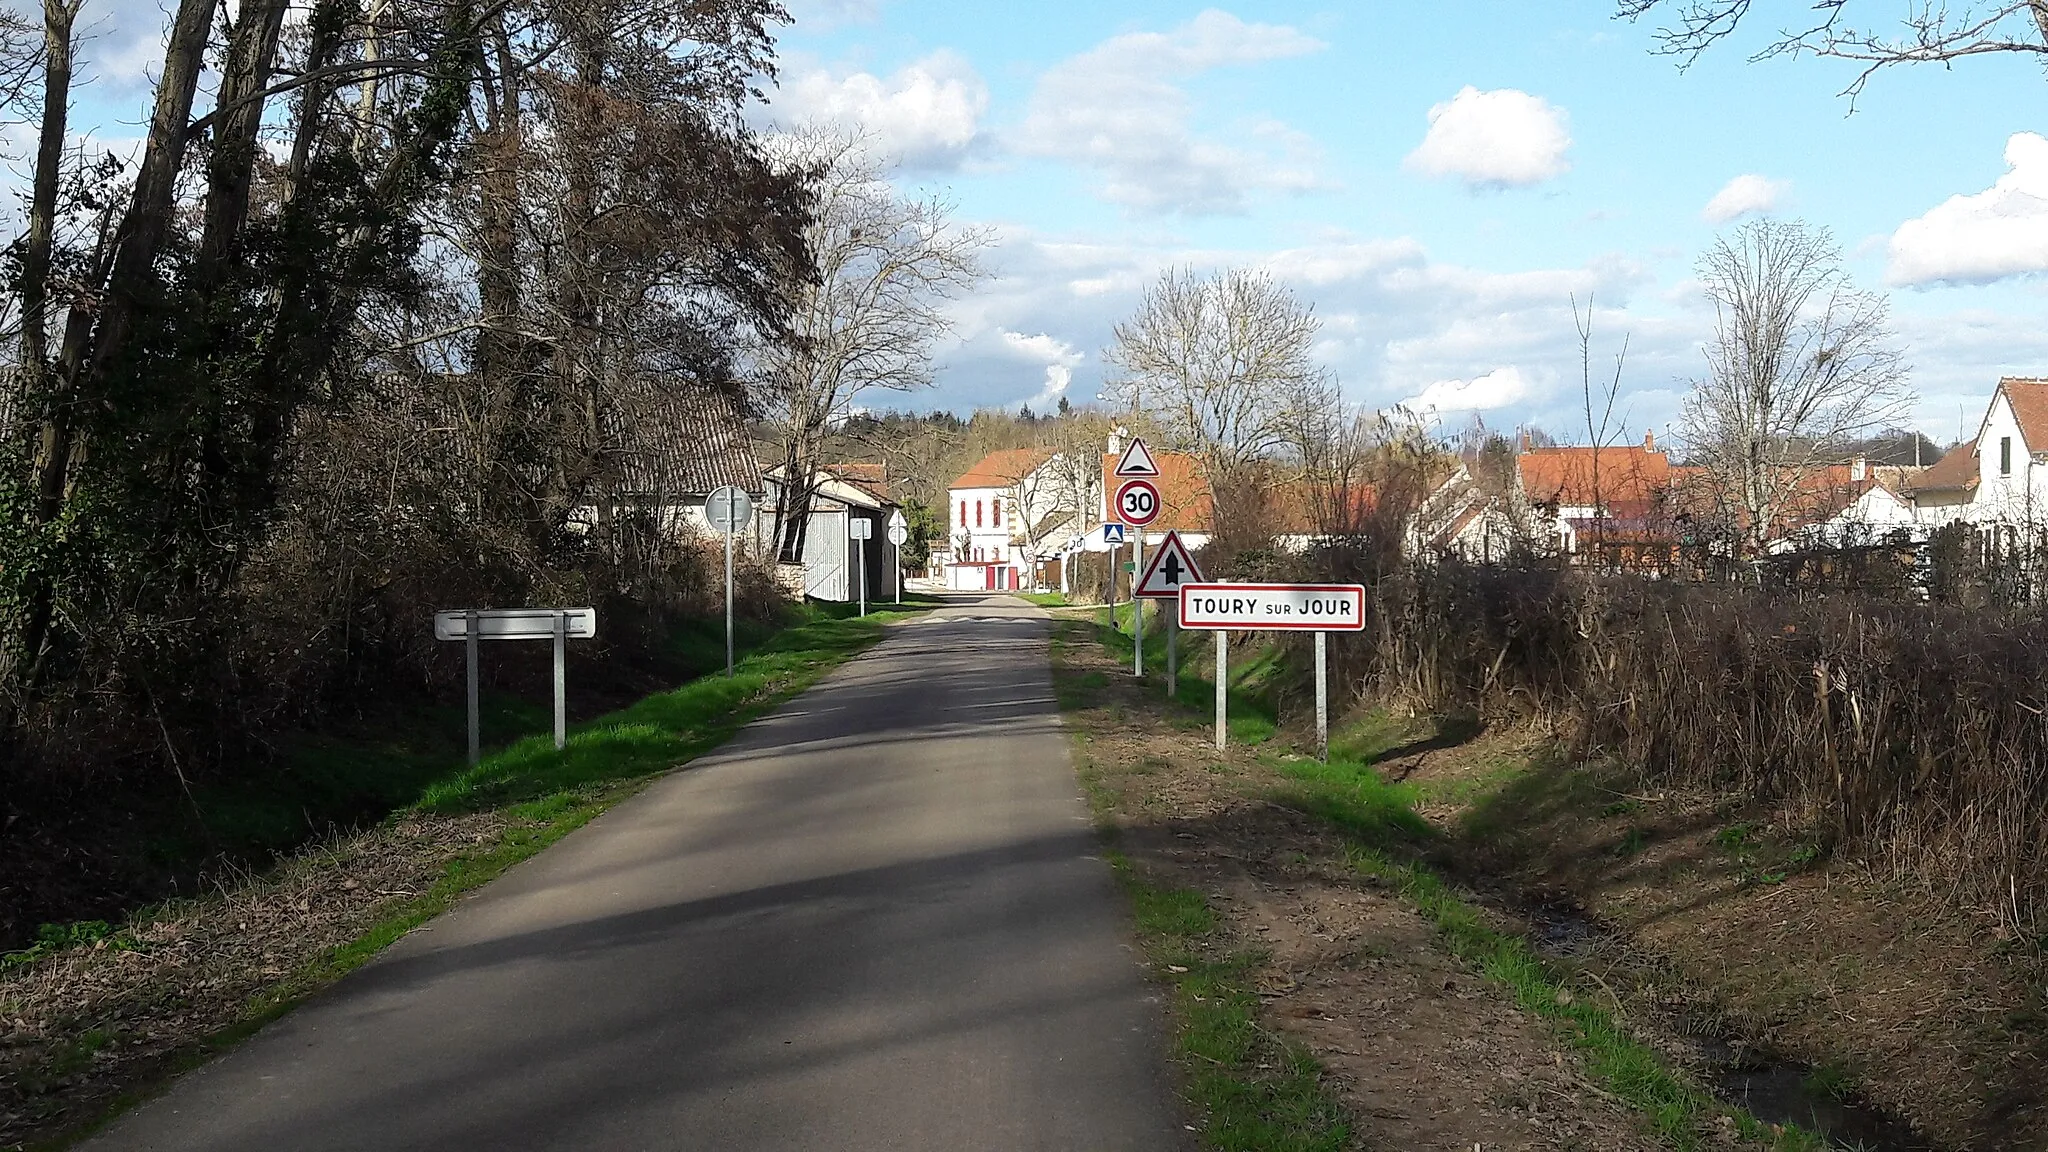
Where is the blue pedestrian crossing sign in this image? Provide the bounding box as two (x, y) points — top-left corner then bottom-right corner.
(1101, 522), (1128, 544)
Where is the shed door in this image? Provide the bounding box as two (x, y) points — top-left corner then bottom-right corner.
(802, 511), (849, 601)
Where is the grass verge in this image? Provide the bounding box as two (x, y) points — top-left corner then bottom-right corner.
(1016, 591), (1069, 607)
(10, 602), (928, 1152)
(1072, 620), (1834, 1152)
(1107, 851), (1353, 1152)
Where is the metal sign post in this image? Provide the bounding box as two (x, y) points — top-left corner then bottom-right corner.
(1133, 534), (1144, 678)
(707, 486), (754, 677)
(1215, 630), (1227, 751)
(1315, 631), (1329, 762)
(886, 512), (909, 605)
(1113, 479), (1162, 680)
(1178, 582), (1363, 760)
(1134, 530), (1203, 697)
(553, 612), (567, 751)
(849, 517), (873, 616)
(465, 609), (480, 765)
(436, 608), (598, 762)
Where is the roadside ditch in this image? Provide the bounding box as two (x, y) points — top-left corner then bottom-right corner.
(1049, 605), (2037, 1150)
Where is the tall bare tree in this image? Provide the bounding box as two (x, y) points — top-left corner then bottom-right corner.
(754, 130), (988, 561)
(1619, 0), (2048, 101)
(1102, 267), (1330, 473)
(1679, 218), (1910, 553)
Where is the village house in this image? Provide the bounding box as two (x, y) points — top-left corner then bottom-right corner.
(944, 449), (1078, 591)
(944, 433), (1217, 594)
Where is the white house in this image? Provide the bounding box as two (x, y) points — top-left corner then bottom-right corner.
(945, 449), (1073, 591)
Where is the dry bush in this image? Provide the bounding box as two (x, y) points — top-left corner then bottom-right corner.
(1301, 541), (2048, 933)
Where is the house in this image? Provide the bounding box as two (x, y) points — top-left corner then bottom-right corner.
(1769, 460), (1919, 551)
(760, 462), (902, 603)
(1516, 434), (1678, 564)
(945, 449), (1063, 591)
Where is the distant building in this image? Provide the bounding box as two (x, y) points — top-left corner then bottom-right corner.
(760, 462), (901, 603)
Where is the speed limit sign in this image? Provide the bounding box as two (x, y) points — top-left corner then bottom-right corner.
(1115, 478), (1163, 527)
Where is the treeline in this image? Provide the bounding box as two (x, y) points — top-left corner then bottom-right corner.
(0, 0), (827, 920)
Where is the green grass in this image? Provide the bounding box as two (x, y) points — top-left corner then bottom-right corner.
(1088, 610), (1280, 745)
(1016, 591), (1069, 607)
(1107, 852), (1353, 1152)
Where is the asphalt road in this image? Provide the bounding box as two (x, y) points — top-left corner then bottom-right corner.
(87, 594), (1189, 1152)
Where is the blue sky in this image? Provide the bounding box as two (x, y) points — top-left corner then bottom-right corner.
(769, 0), (2048, 445)
(19, 0), (2048, 445)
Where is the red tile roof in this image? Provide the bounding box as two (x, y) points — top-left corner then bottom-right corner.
(1518, 446), (1672, 509)
(951, 449), (1052, 491)
(1100, 452), (1213, 533)
(1906, 439), (1979, 494)
(2001, 378), (2048, 451)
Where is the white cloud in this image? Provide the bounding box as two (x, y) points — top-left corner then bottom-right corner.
(1015, 9), (1327, 215)
(1405, 86), (1571, 190)
(1887, 132), (2048, 287)
(1402, 367), (1533, 413)
(769, 51), (988, 169)
(1702, 174), (1787, 223)
(999, 329), (1085, 410)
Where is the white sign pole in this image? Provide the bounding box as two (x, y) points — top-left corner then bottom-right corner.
(1215, 630), (1228, 751)
(465, 609), (480, 766)
(1315, 630), (1329, 762)
(552, 610), (567, 751)
(1167, 612), (1178, 698)
(1133, 534), (1145, 678)
(858, 535), (867, 617)
(724, 520), (736, 677)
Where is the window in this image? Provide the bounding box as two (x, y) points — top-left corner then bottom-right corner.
(958, 500), (966, 528)
(975, 500), (983, 527)
(2002, 437), (2013, 476)
(992, 497), (1002, 525)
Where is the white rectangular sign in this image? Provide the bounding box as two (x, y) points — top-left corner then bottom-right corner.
(849, 518), (873, 540)
(435, 608), (597, 641)
(1178, 583), (1366, 632)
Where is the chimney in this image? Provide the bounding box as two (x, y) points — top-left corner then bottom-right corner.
(1519, 431), (1532, 452)
(1644, 430), (1656, 453)
(1852, 455), (1867, 482)
(1106, 426), (1125, 458)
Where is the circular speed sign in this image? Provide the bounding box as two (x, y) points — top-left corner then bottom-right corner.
(1115, 478), (1163, 527)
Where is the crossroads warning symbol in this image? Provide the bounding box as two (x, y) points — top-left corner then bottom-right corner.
(1134, 530), (1203, 599)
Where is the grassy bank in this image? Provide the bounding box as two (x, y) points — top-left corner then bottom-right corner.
(2, 599), (931, 1151)
(1063, 617), (1835, 1151)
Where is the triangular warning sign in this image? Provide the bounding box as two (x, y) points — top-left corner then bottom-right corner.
(1114, 437), (1160, 478)
(1134, 530), (1204, 598)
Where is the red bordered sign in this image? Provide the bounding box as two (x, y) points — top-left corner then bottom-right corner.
(1178, 582), (1367, 631)
(1114, 478), (1163, 527)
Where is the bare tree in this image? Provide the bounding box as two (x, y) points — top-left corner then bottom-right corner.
(1101, 267), (1329, 473)
(755, 130), (989, 561)
(1618, 0), (2048, 101)
(1680, 218), (1911, 555)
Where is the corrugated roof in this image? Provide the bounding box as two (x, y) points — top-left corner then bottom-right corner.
(609, 383), (761, 496)
(952, 448), (1053, 491)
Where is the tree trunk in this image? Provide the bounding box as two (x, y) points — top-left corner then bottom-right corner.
(193, 0), (289, 289)
(76, 0), (220, 388)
